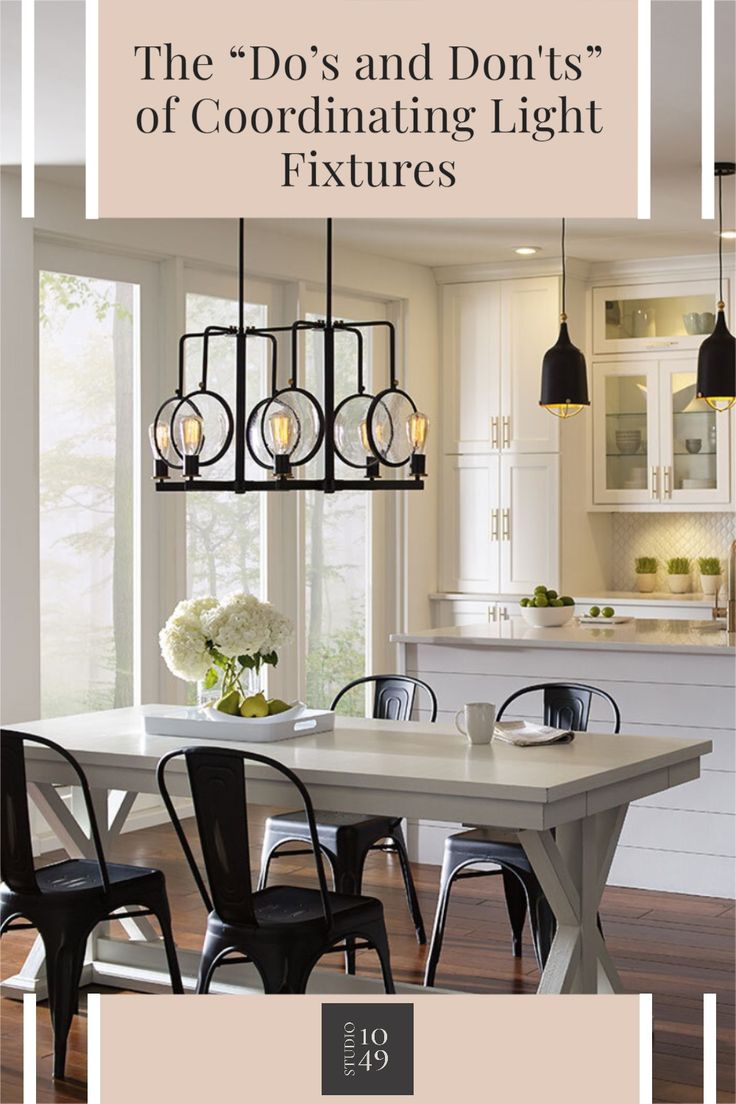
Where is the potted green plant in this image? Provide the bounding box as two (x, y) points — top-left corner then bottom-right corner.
(667, 557), (691, 594)
(634, 556), (658, 593)
(698, 556), (723, 596)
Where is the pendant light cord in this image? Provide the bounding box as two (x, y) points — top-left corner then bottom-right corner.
(561, 217), (567, 318)
(718, 173), (724, 305)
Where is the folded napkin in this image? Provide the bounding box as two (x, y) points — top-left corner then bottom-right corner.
(493, 720), (574, 746)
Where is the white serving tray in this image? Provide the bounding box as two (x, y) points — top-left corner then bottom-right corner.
(577, 615), (633, 625)
(143, 705), (335, 743)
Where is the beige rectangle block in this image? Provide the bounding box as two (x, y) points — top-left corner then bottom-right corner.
(97, 0), (638, 218)
(100, 993), (640, 1102)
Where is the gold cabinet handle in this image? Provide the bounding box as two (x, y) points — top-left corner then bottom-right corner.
(502, 416), (511, 449)
(664, 466), (672, 498)
(499, 605), (510, 621)
(501, 508), (510, 540)
(488, 603), (497, 622)
(490, 417), (499, 449)
(650, 466), (659, 499)
(490, 509), (499, 541)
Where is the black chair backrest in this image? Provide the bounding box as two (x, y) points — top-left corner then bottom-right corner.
(496, 683), (621, 733)
(0, 729), (110, 894)
(157, 746), (333, 929)
(331, 675), (438, 723)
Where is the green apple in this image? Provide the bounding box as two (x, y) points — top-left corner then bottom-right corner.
(240, 692), (269, 718)
(215, 689), (242, 715)
(267, 698), (291, 715)
(535, 594), (549, 607)
(534, 585), (547, 595)
(520, 597), (530, 607)
(560, 595), (575, 606)
(551, 598), (564, 607)
(589, 606), (601, 618)
(601, 606), (615, 618)
(546, 589), (558, 600)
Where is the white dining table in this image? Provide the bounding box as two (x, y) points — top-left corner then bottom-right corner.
(2, 705), (711, 998)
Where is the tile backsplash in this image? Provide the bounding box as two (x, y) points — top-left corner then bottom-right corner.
(610, 512), (736, 590)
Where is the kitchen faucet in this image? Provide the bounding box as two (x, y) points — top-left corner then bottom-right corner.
(712, 539), (736, 632)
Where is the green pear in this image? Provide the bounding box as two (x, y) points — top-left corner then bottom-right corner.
(240, 692), (269, 718)
(215, 689), (242, 715)
(267, 698), (291, 715)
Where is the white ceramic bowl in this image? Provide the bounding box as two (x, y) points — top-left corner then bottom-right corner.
(519, 604), (575, 628)
(202, 701), (304, 724)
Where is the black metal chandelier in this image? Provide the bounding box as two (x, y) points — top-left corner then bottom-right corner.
(149, 219), (428, 494)
(696, 162), (736, 412)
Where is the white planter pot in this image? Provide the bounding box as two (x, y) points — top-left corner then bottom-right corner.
(636, 574), (657, 593)
(668, 574), (691, 594)
(700, 574), (722, 596)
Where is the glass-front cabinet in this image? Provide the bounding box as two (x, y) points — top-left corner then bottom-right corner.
(593, 280), (727, 355)
(593, 357), (731, 507)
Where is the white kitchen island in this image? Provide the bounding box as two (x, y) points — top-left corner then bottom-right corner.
(393, 619), (735, 898)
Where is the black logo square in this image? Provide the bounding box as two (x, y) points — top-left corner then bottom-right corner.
(321, 1003), (414, 1096)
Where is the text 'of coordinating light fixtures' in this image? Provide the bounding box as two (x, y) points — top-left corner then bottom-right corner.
(539, 218), (590, 419)
(696, 162), (736, 412)
(149, 219), (428, 493)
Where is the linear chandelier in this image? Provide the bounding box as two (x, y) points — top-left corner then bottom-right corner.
(150, 219), (428, 494)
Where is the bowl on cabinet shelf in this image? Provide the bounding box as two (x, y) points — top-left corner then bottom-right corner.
(615, 430), (642, 455)
(519, 604), (575, 628)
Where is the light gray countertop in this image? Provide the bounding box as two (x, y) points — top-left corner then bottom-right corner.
(392, 618), (735, 656)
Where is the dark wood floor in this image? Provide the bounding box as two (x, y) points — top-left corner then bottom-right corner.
(1, 812), (734, 1103)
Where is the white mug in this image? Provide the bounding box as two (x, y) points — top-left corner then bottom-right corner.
(455, 702), (496, 745)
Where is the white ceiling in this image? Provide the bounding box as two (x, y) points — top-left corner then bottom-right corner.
(1, 0), (735, 266)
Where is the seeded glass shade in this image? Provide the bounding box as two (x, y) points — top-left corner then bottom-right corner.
(539, 321), (590, 418)
(696, 308), (736, 412)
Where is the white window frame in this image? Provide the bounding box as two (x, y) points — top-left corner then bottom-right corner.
(33, 238), (165, 712)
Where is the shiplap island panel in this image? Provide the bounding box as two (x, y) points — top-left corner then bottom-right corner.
(393, 619), (735, 898)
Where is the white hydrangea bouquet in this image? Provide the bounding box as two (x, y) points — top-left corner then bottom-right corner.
(159, 593), (294, 717)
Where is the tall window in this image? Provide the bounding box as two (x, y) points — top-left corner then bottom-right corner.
(39, 271), (137, 717)
(184, 292), (268, 599)
(302, 298), (387, 712)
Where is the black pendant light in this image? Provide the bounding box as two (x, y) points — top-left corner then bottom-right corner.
(696, 162), (736, 412)
(539, 218), (590, 419)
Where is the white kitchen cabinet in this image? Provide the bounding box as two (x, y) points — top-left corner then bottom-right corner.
(440, 453), (559, 595)
(441, 277), (560, 455)
(499, 453), (560, 593)
(592, 356), (731, 508)
(593, 278), (728, 355)
(439, 454), (500, 593)
(500, 278), (562, 453)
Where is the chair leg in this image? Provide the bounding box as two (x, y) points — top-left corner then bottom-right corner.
(40, 924), (89, 1080)
(332, 849), (361, 976)
(390, 826), (426, 945)
(153, 900), (184, 994)
(501, 866), (528, 958)
(366, 922), (395, 995)
(528, 889), (556, 971)
(423, 853), (464, 987)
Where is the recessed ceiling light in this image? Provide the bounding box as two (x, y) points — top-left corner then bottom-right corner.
(719, 229), (736, 240)
(514, 246), (541, 256)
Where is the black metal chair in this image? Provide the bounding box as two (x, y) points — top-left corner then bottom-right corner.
(423, 683), (621, 987)
(257, 675), (436, 974)
(157, 745), (395, 995)
(0, 730), (183, 1079)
